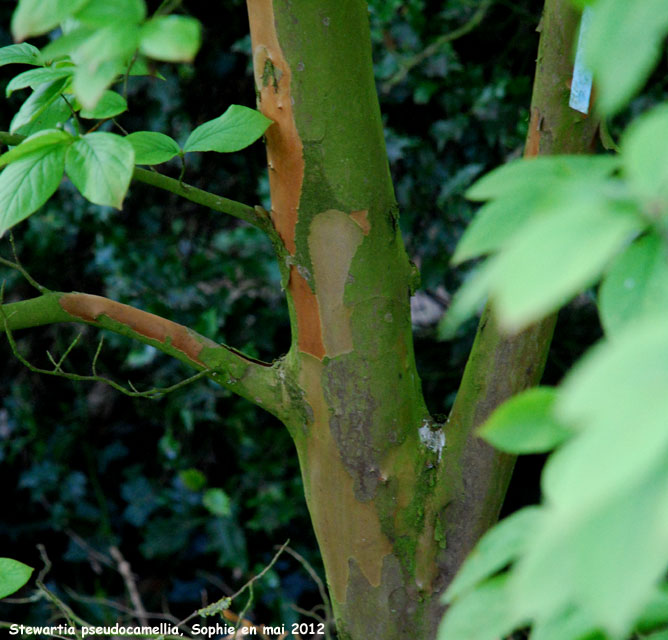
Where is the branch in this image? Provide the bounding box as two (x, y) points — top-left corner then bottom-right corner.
(0, 131), (274, 234)
(1, 291), (288, 419)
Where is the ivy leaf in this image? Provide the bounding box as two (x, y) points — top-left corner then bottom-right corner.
(445, 507), (542, 602)
(139, 16), (202, 63)
(0, 43), (43, 67)
(79, 90), (127, 119)
(184, 105), (273, 153)
(585, 0), (668, 116)
(11, 0), (90, 41)
(0, 129), (73, 168)
(126, 131), (181, 165)
(6, 66), (73, 97)
(65, 132), (134, 208)
(599, 233), (668, 337)
(478, 387), (573, 454)
(203, 488), (231, 517)
(10, 78), (69, 133)
(0, 558), (34, 599)
(0, 144), (67, 236)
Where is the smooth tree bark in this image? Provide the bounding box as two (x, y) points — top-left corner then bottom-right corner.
(0, 0), (600, 638)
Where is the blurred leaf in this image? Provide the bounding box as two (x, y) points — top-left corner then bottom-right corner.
(622, 103), (668, 204)
(0, 144), (66, 236)
(65, 132), (134, 208)
(139, 16), (201, 63)
(179, 469), (207, 492)
(184, 105), (273, 153)
(72, 58), (124, 110)
(0, 43), (43, 67)
(126, 131), (181, 165)
(478, 387), (572, 454)
(439, 574), (522, 640)
(530, 606), (603, 640)
(75, 0), (146, 25)
(598, 233), (668, 336)
(636, 582), (668, 634)
(79, 90), (127, 119)
(445, 507), (542, 602)
(203, 488), (232, 517)
(0, 558), (34, 599)
(11, 0), (89, 41)
(74, 23), (140, 73)
(585, 0), (668, 115)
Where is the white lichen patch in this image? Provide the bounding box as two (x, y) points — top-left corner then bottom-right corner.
(419, 419), (446, 462)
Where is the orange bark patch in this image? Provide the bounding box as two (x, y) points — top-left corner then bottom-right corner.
(299, 356), (392, 604)
(525, 107), (541, 157)
(291, 266), (326, 359)
(59, 293), (211, 364)
(246, 0), (304, 255)
(309, 210), (364, 357)
(349, 209), (370, 235)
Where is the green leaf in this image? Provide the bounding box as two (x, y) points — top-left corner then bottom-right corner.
(139, 16), (202, 63)
(0, 129), (73, 168)
(79, 90), (127, 119)
(74, 24), (140, 72)
(179, 469), (207, 492)
(636, 583), (668, 634)
(12, 0), (90, 41)
(478, 387), (572, 454)
(13, 96), (71, 137)
(622, 104), (668, 204)
(184, 105), (273, 153)
(40, 26), (95, 62)
(445, 507), (542, 602)
(65, 132), (134, 208)
(0, 43), (43, 67)
(438, 574), (523, 640)
(75, 0), (146, 25)
(10, 78), (69, 133)
(491, 195), (642, 331)
(203, 488), (231, 517)
(0, 145), (66, 236)
(126, 131), (181, 165)
(465, 155), (620, 202)
(72, 58), (124, 110)
(530, 607), (603, 640)
(0, 558), (34, 599)
(585, 0), (668, 115)
(6, 66), (73, 97)
(599, 233), (668, 336)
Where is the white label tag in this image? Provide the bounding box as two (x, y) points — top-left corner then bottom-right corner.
(569, 6), (594, 114)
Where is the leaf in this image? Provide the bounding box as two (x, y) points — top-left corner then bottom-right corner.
(139, 16), (202, 63)
(40, 26), (96, 62)
(0, 558), (34, 599)
(179, 469), (207, 492)
(11, 0), (90, 41)
(184, 105), (273, 153)
(585, 0), (668, 115)
(598, 233), (668, 337)
(10, 78), (69, 133)
(79, 90), (127, 119)
(72, 58), (124, 110)
(0, 43), (43, 67)
(203, 488), (231, 517)
(491, 195), (642, 331)
(478, 387), (572, 454)
(465, 155), (620, 201)
(622, 104), (668, 204)
(13, 96), (71, 137)
(74, 24), (140, 72)
(6, 66), (73, 97)
(65, 132), (134, 208)
(438, 574), (523, 640)
(0, 129), (73, 168)
(0, 145), (67, 236)
(126, 131), (181, 165)
(74, 0), (146, 25)
(530, 607), (603, 640)
(636, 583), (668, 634)
(445, 507), (542, 602)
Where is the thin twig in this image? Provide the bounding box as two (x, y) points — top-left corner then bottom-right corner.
(109, 546), (149, 627)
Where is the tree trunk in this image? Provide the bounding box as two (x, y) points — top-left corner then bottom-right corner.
(244, 1), (599, 638)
